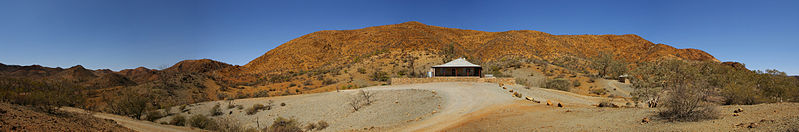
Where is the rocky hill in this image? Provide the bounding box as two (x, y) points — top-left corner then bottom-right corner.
(243, 21), (717, 75)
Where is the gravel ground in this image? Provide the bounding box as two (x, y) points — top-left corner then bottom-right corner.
(158, 88), (443, 131)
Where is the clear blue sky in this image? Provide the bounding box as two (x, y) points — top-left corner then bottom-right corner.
(1, 0), (797, 75)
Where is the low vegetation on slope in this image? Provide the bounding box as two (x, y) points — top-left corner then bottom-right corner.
(631, 59), (799, 121)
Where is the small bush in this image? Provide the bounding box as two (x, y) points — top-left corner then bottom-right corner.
(513, 92), (522, 98)
(316, 120), (329, 130)
(304, 123), (317, 131)
(211, 104), (223, 116)
(598, 101), (616, 107)
(590, 88), (608, 95)
(546, 78), (572, 91)
(246, 104), (267, 115)
(170, 115), (187, 126)
(215, 117), (248, 132)
(265, 117), (302, 132)
(179, 105), (188, 112)
(357, 68), (367, 74)
(144, 110), (164, 122)
(253, 90), (270, 98)
(370, 71), (389, 82)
(189, 114), (218, 130)
(217, 93), (229, 100)
(280, 102), (286, 106)
(227, 101), (235, 109)
(323, 78), (337, 85)
(348, 90), (374, 111)
(572, 80), (581, 87)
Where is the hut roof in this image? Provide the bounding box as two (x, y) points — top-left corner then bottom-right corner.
(432, 58), (481, 68)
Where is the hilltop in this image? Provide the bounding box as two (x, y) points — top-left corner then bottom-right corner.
(243, 21), (717, 75)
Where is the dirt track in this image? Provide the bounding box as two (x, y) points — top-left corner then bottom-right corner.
(61, 107), (203, 132)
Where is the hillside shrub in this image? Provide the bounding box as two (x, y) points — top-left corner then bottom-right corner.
(370, 71), (389, 82)
(316, 120), (329, 130)
(210, 103), (223, 116)
(265, 117), (302, 132)
(304, 123), (317, 131)
(590, 88), (608, 95)
(189, 114), (218, 130)
(632, 60), (721, 122)
(145, 110), (164, 121)
(0, 77), (85, 114)
(253, 90), (270, 98)
(348, 90), (374, 111)
(357, 68), (367, 74)
(546, 78), (572, 91)
(170, 115), (187, 126)
(246, 103), (270, 115)
(108, 90), (149, 120)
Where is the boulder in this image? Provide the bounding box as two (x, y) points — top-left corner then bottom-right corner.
(546, 100), (552, 106)
(557, 103), (563, 107)
(734, 108), (743, 113)
(747, 123), (758, 128)
(642, 117), (650, 123)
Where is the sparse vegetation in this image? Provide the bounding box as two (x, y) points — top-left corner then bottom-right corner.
(189, 114), (218, 130)
(246, 104), (267, 115)
(316, 120), (329, 130)
(211, 103), (223, 116)
(357, 68), (367, 74)
(632, 60), (722, 121)
(590, 88), (608, 95)
(370, 71), (390, 82)
(107, 89), (149, 120)
(144, 110), (164, 121)
(597, 101), (616, 107)
(253, 90), (270, 98)
(265, 116), (302, 132)
(572, 80), (581, 87)
(590, 51), (628, 79)
(0, 77), (85, 114)
(348, 90), (374, 111)
(170, 114), (187, 126)
(545, 78), (572, 91)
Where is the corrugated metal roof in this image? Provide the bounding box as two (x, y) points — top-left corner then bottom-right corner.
(432, 58), (481, 68)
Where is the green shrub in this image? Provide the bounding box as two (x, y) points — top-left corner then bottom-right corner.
(265, 117), (302, 132)
(189, 114), (218, 130)
(545, 78), (572, 91)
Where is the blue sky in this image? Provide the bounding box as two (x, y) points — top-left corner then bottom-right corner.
(0, 0), (797, 75)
